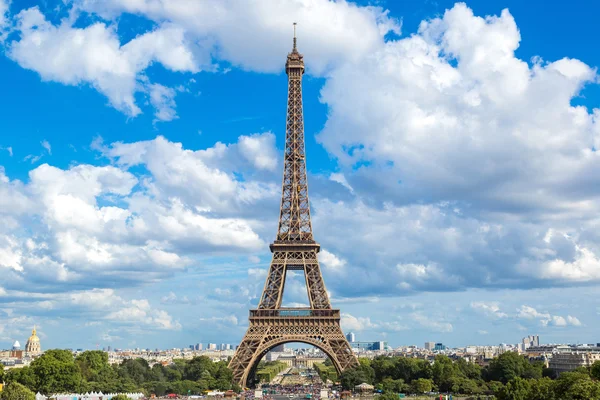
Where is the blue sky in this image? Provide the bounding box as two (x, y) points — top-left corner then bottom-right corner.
(1, 0), (600, 351)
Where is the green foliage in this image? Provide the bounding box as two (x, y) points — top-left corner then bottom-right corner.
(592, 361), (600, 381)
(496, 377), (530, 400)
(378, 392), (400, 400)
(4, 349), (237, 397)
(0, 367), (4, 383)
(30, 350), (84, 394)
(554, 371), (600, 400)
(0, 382), (35, 400)
(111, 395), (130, 400)
(410, 378), (433, 394)
(528, 377), (555, 400)
(339, 361), (375, 389)
(314, 363), (338, 383)
(256, 361), (287, 383)
(486, 351), (542, 383)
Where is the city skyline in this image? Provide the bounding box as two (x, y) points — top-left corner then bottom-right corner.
(1, 0), (600, 351)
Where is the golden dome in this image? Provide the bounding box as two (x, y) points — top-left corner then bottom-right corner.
(28, 327), (40, 342)
(26, 326), (41, 354)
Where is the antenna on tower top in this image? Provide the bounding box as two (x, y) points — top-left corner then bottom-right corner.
(293, 22), (297, 51)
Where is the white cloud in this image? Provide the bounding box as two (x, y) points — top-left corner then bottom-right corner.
(471, 301), (508, 319)
(40, 140), (51, 155)
(517, 305), (582, 328)
(148, 83), (178, 122)
(199, 315), (238, 326)
(0, 0), (9, 32)
(9, 8), (198, 116)
(341, 313), (376, 332)
(319, 249), (346, 271)
(77, 0), (400, 75)
(317, 3), (599, 223)
(237, 133), (278, 171)
(329, 173), (354, 193)
(0, 134), (279, 296)
(410, 312), (453, 333)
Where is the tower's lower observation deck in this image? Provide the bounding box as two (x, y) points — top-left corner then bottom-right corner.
(249, 309), (340, 318)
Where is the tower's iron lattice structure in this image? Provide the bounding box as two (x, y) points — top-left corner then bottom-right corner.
(228, 25), (359, 387)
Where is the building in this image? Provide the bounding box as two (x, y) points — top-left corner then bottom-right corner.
(425, 342), (435, 351)
(271, 344), (285, 352)
(549, 346), (600, 374)
(208, 343), (217, 350)
(433, 343), (447, 351)
(350, 341), (387, 351)
(522, 335), (540, 349)
(346, 332), (356, 343)
(25, 327), (41, 355)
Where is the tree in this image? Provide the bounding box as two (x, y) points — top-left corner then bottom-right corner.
(554, 371), (590, 398)
(378, 393), (399, 400)
(591, 361), (600, 380)
(410, 378), (433, 394)
(76, 351), (110, 381)
(31, 350), (84, 394)
(563, 378), (600, 400)
(528, 377), (555, 400)
(184, 356), (215, 381)
(4, 366), (37, 389)
(496, 377), (531, 400)
(455, 358), (482, 380)
(486, 380), (504, 395)
(431, 355), (457, 392)
(0, 367), (4, 383)
(339, 359), (375, 390)
(486, 352), (529, 383)
(111, 395), (130, 400)
(1, 382), (35, 400)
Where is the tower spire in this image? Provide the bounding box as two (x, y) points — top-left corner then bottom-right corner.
(293, 22), (297, 51)
(281, 22), (308, 242)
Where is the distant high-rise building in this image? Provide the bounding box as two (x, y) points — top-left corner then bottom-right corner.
(433, 343), (447, 351)
(425, 342), (435, 351)
(195, 343), (202, 351)
(107, 346), (112, 352)
(189, 345), (194, 350)
(225, 344), (232, 350)
(346, 332), (356, 343)
(208, 343), (217, 350)
(271, 344), (285, 352)
(522, 335), (540, 349)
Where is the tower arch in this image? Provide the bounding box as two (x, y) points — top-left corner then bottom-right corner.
(242, 337), (345, 387)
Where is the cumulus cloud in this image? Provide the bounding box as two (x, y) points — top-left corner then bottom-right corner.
(76, 0), (400, 75)
(517, 305), (582, 328)
(0, 134), (279, 296)
(471, 302), (508, 319)
(148, 83), (179, 122)
(410, 312), (453, 333)
(0, 0), (9, 32)
(341, 313), (376, 332)
(8, 8), (199, 117)
(319, 249), (346, 271)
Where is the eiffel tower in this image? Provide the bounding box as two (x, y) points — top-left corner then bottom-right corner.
(228, 24), (359, 387)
